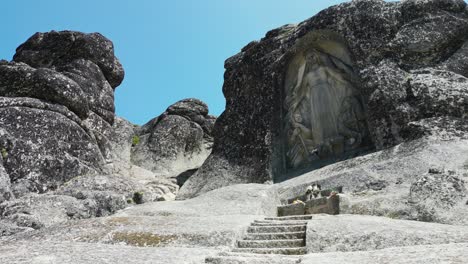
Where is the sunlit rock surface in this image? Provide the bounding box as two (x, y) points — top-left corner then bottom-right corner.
(179, 0), (468, 199)
(0, 31), (215, 235)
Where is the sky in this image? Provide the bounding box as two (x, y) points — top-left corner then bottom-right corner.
(0, 0), (414, 124)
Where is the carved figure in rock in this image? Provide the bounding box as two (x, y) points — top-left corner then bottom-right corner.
(284, 33), (368, 170)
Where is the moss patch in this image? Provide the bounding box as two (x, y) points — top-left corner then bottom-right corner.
(111, 232), (177, 247)
(1, 148), (7, 159)
(132, 135), (140, 146)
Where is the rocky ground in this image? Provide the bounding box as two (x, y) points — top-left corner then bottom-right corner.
(1, 132), (468, 263)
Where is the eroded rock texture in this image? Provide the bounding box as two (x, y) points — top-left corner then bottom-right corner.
(132, 98), (215, 178)
(0, 31), (216, 235)
(0, 30), (127, 196)
(179, 0), (468, 199)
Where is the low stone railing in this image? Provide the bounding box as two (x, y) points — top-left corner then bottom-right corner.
(278, 187), (342, 217)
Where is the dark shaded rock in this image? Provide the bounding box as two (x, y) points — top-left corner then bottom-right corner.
(132, 98), (215, 178)
(176, 169), (198, 187)
(0, 31), (125, 125)
(366, 180), (388, 191)
(441, 40), (468, 77)
(0, 62), (89, 119)
(0, 30), (125, 202)
(13, 30), (124, 88)
(0, 97), (105, 196)
(388, 12), (468, 67)
(167, 98), (208, 117)
(178, 0), (468, 199)
(399, 0), (467, 20)
(58, 59), (116, 123)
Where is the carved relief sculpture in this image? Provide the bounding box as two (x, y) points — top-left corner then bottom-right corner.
(284, 32), (369, 170)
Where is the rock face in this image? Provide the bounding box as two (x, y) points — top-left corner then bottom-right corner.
(0, 31), (216, 236)
(0, 30), (126, 233)
(275, 117), (468, 226)
(409, 169), (468, 223)
(0, 30), (127, 196)
(132, 98), (215, 178)
(0, 157), (12, 203)
(178, 0), (468, 199)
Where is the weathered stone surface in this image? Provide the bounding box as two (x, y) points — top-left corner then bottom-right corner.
(275, 118), (468, 225)
(13, 30), (124, 88)
(0, 157), (12, 203)
(56, 173), (179, 209)
(0, 97), (105, 196)
(0, 62), (90, 118)
(2, 31), (124, 124)
(0, 241), (217, 264)
(0, 31), (138, 235)
(0, 30), (126, 201)
(409, 170), (468, 223)
(0, 241), (467, 264)
(59, 59), (116, 123)
(108, 117), (136, 175)
(306, 214), (468, 253)
(301, 243), (468, 264)
(2, 184), (275, 250)
(0, 194), (92, 230)
(179, 0), (468, 199)
(132, 98), (215, 179)
(0, 220), (33, 237)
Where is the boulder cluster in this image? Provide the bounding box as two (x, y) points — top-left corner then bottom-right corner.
(0, 31), (215, 234)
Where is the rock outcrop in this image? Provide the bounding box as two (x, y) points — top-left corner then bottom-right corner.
(0, 31), (215, 236)
(132, 98), (215, 178)
(0, 30), (126, 196)
(178, 0), (468, 199)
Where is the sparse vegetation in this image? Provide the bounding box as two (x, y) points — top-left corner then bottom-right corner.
(387, 211), (402, 219)
(111, 232), (177, 247)
(1, 148), (7, 159)
(133, 191), (144, 204)
(132, 135), (140, 146)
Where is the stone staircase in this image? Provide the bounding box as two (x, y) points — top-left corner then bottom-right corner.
(205, 215), (311, 263)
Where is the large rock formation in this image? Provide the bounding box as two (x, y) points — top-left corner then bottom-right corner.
(132, 98), (215, 179)
(0, 31), (215, 235)
(0, 30), (124, 196)
(178, 0), (468, 199)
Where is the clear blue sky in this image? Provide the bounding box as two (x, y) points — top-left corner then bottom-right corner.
(0, 0), (411, 124)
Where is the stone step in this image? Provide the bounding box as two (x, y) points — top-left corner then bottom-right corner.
(247, 225), (306, 233)
(205, 254), (300, 264)
(264, 215), (313, 221)
(245, 231), (305, 240)
(237, 239), (305, 248)
(231, 247), (307, 255)
(252, 220), (308, 226)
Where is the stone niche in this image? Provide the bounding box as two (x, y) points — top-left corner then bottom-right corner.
(278, 31), (372, 178)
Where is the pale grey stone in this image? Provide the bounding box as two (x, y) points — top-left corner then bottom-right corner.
(306, 214), (468, 253)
